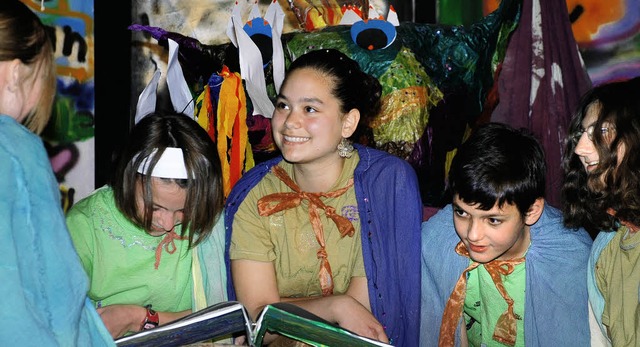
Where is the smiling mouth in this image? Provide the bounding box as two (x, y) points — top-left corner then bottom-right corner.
(283, 135), (310, 143)
(585, 160), (599, 171)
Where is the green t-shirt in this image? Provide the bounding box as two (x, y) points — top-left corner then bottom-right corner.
(463, 261), (526, 347)
(230, 154), (365, 297)
(66, 186), (193, 313)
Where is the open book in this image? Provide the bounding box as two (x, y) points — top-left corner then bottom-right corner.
(114, 301), (393, 347)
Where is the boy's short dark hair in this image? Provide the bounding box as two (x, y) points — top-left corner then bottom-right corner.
(448, 122), (546, 216)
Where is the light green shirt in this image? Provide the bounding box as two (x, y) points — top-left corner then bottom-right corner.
(66, 186), (193, 312)
(464, 261), (526, 347)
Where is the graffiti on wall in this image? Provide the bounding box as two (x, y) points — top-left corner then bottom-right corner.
(24, 0), (95, 210)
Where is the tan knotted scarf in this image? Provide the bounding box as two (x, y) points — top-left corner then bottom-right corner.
(439, 241), (525, 347)
(257, 165), (355, 296)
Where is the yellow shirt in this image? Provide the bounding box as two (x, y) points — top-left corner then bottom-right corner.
(230, 155), (365, 297)
(595, 225), (640, 346)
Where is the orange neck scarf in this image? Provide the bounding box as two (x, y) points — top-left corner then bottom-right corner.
(154, 231), (187, 270)
(439, 241), (525, 347)
(607, 208), (640, 232)
(256, 165), (355, 296)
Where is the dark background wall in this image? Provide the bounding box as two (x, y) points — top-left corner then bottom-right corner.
(94, 0), (132, 187)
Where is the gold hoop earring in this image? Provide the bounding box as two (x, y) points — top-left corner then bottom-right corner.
(337, 138), (354, 158)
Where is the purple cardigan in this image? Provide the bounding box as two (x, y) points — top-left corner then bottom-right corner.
(224, 144), (422, 346)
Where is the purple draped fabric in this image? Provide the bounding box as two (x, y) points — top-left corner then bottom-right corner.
(492, 0), (592, 208)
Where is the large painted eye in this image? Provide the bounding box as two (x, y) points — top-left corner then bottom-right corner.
(350, 19), (397, 50)
(243, 17), (273, 67)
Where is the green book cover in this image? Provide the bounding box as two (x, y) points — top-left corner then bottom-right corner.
(252, 302), (393, 347)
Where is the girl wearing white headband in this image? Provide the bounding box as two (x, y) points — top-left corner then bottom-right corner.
(66, 111), (227, 339)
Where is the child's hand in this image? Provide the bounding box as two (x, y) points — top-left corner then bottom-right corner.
(333, 296), (389, 343)
(97, 304), (145, 338)
(233, 334), (248, 345)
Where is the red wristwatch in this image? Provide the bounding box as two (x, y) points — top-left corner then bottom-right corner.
(140, 304), (159, 331)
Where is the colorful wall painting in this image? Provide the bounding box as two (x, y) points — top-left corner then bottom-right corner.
(23, 0), (96, 209)
(484, 0), (640, 85)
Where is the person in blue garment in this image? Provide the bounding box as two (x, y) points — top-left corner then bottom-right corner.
(562, 76), (640, 346)
(421, 122), (592, 346)
(0, 0), (114, 345)
(225, 48), (422, 346)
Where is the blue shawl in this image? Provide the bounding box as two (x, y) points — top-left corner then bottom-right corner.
(421, 203), (592, 346)
(0, 115), (114, 346)
(225, 144), (422, 346)
(587, 230), (616, 344)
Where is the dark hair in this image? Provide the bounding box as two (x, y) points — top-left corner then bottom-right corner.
(111, 111), (224, 247)
(0, 0), (55, 133)
(284, 49), (382, 134)
(448, 122), (546, 217)
(562, 76), (640, 233)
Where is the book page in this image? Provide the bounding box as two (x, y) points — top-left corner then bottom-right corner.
(115, 301), (249, 347)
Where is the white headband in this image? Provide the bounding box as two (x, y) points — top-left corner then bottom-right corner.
(136, 147), (189, 179)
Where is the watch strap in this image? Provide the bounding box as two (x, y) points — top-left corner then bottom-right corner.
(140, 304), (159, 331)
